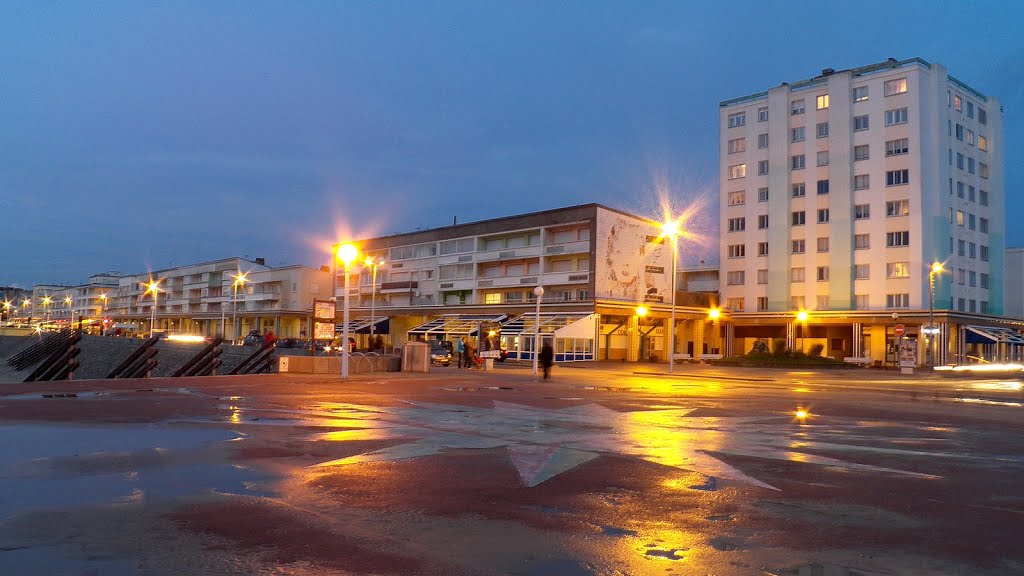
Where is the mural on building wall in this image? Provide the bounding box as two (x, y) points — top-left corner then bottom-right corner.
(595, 210), (670, 302)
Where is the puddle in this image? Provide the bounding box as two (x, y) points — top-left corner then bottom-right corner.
(709, 537), (740, 551)
(688, 476), (717, 491)
(643, 545), (686, 560)
(770, 562), (891, 575)
(1, 546), (136, 576)
(706, 514), (735, 522)
(599, 525), (638, 537)
(0, 423), (267, 520)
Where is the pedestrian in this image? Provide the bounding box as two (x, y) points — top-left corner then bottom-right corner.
(456, 338), (465, 368)
(465, 340), (476, 369)
(539, 342), (554, 380)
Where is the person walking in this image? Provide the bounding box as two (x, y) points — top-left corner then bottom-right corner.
(456, 338), (465, 368)
(539, 342), (554, 380)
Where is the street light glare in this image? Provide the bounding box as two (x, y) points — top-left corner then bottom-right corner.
(708, 308), (721, 320)
(797, 310), (809, 322)
(635, 305), (647, 317)
(661, 221), (681, 238)
(931, 262), (944, 274)
(337, 243), (358, 265)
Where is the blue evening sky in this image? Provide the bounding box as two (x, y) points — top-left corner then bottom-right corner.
(2, 1), (1021, 287)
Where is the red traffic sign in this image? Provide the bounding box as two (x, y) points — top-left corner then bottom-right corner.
(894, 324), (906, 337)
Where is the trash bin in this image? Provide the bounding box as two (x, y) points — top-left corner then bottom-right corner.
(402, 341), (430, 372)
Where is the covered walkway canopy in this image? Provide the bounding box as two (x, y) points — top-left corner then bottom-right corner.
(407, 314), (508, 340)
(500, 312), (597, 362)
(335, 316), (389, 335)
(962, 325), (1024, 363)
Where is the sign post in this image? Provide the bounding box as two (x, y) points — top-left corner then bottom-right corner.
(312, 299), (336, 354)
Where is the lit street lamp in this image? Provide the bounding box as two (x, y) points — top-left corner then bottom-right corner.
(927, 262), (944, 368)
(337, 243), (358, 379)
(661, 219), (682, 373)
(64, 296), (74, 330)
(532, 285), (544, 375)
(99, 293), (108, 334)
(22, 298), (31, 322)
(364, 256), (385, 346)
(636, 305), (648, 360)
(143, 279), (163, 338)
(2, 299), (11, 325)
(232, 271), (249, 343)
(41, 295), (53, 323)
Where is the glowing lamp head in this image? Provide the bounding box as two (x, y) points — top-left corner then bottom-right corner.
(661, 221), (681, 238)
(42, 296), (52, 306)
(337, 243), (358, 266)
(635, 305), (648, 317)
(931, 262), (944, 274)
(797, 310), (809, 322)
(64, 297), (72, 305)
(708, 308), (721, 320)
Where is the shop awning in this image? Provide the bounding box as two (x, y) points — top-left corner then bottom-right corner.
(407, 314), (508, 338)
(500, 312), (597, 337)
(964, 325), (1024, 345)
(335, 316), (390, 335)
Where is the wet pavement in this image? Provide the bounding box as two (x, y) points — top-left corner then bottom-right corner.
(1, 364), (1023, 575)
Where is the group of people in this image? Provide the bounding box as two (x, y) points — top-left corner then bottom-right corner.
(456, 337), (479, 368)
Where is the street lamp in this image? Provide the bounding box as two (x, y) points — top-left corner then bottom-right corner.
(2, 299), (11, 325)
(22, 298), (31, 322)
(636, 305), (648, 360)
(41, 295), (53, 323)
(100, 293), (108, 334)
(661, 219), (682, 373)
(927, 262), (944, 368)
(364, 256), (385, 346)
(796, 310), (809, 354)
(232, 271), (249, 343)
(143, 279), (163, 338)
(64, 296), (74, 330)
(532, 285), (544, 375)
(337, 243), (358, 379)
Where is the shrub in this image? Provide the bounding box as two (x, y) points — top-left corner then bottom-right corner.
(772, 338), (787, 356)
(808, 343), (824, 357)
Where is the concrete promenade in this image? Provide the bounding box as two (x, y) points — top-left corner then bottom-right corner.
(1, 363), (1022, 575)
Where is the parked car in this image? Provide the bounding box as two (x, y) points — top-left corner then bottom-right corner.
(242, 330), (264, 346)
(429, 341), (452, 366)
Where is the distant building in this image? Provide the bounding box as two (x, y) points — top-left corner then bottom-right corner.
(1004, 248), (1024, 320)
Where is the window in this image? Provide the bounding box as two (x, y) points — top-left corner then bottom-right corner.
(854, 204), (871, 219)
(726, 271), (745, 285)
(758, 214), (769, 229)
(957, 153), (964, 170)
(854, 234), (870, 249)
(758, 133), (768, 148)
(957, 181), (965, 198)
(981, 273), (990, 289)
(727, 297), (745, 311)
(758, 107), (768, 122)
(957, 298), (965, 311)
(817, 150), (829, 167)
(728, 111), (746, 128)
(966, 101), (974, 118)
(885, 138), (908, 156)
(728, 138), (746, 154)
(817, 237), (829, 252)
(792, 98), (805, 115)
(854, 264), (870, 279)
(981, 245), (989, 261)
(854, 115), (870, 131)
(854, 144), (870, 161)
(886, 169), (909, 186)
(852, 86), (869, 102)
(980, 217), (989, 234)
(978, 135), (988, 151)
(758, 160), (769, 175)
(728, 191), (746, 206)
(757, 241), (769, 256)
(854, 294), (870, 309)
(792, 211), (806, 225)
(979, 189), (989, 206)
(887, 293), (910, 308)
(968, 157), (975, 174)
(792, 183), (806, 197)
(957, 239), (965, 256)
(956, 209), (964, 226)
(816, 122), (829, 138)
(791, 296), (805, 310)
(853, 174), (870, 190)
(885, 107), (908, 125)
(758, 187), (769, 202)
(817, 208), (830, 223)
(728, 164), (746, 179)
(484, 293), (502, 304)
(884, 77), (907, 96)
(978, 107), (987, 125)
(816, 94), (829, 110)
(792, 239), (806, 253)
(757, 269), (769, 284)
(757, 296), (768, 311)
(791, 267), (805, 282)
(967, 129), (975, 146)
(958, 268), (966, 285)
(791, 155), (805, 170)
(817, 179), (830, 195)
(886, 231), (910, 247)
(887, 262), (910, 278)
(817, 266), (830, 281)
(954, 94), (962, 112)
(968, 213), (976, 231)
(969, 242), (976, 258)
(969, 271), (977, 287)
(727, 217), (746, 232)
(980, 162), (989, 179)
(955, 123), (964, 141)
(728, 244), (745, 258)
(792, 127), (805, 142)
(886, 200), (909, 217)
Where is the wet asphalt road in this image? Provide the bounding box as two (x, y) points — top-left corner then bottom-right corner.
(1, 363), (1022, 575)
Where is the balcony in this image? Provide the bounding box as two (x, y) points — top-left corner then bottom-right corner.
(475, 245), (541, 262)
(380, 281), (418, 294)
(541, 271), (591, 284)
(544, 240), (590, 255)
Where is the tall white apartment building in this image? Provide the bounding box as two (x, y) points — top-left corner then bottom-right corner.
(718, 58), (1007, 365)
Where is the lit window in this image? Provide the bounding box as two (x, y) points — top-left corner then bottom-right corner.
(886, 200), (909, 217)
(886, 262), (910, 278)
(954, 94), (962, 112)
(816, 94), (829, 110)
(978, 135), (988, 151)
(884, 77), (907, 96)
(728, 191), (746, 206)
(728, 138), (746, 154)
(728, 164), (746, 179)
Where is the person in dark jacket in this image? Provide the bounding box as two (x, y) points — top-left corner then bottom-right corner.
(539, 343), (554, 380)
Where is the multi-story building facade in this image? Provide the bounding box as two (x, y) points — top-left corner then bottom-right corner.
(719, 57), (1012, 364)
(342, 204), (719, 361)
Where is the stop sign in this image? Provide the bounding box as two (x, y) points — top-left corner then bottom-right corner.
(894, 324), (906, 337)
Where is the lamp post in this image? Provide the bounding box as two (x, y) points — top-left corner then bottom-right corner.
(64, 296), (74, 330)
(99, 293), (108, 335)
(232, 271), (249, 343)
(927, 262), (943, 368)
(2, 300), (10, 325)
(42, 296), (52, 322)
(636, 305), (648, 360)
(796, 310), (809, 354)
(22, 298), (31, 322)
(364, 256), (385, 346)
(143, 279), (162, 338)
(337, 243), (358, 379)
(661, 220), (681, 373)
(532, 285), (544, 375)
